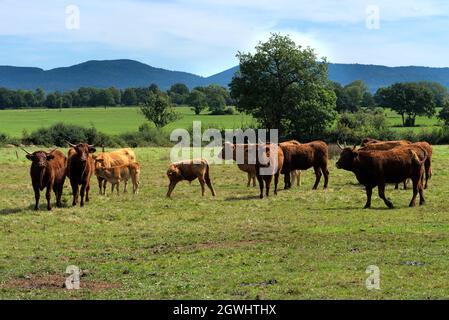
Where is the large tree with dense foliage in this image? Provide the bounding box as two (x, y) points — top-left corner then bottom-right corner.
(375, 82), (436, 127)
(168, 83), (190, 105)
(140, 90), (178, 128)
(187, 89), (208, 115)
(230, 33), (336, 139)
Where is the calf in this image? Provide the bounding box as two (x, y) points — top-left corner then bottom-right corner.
(336, 145), (427, 209)
(66, 142), (96, 207)
(166, 159), (216, 198)
(95, 162), (141, 195)
(279, 140), (329, 190)
(93, 148), (137, 195)
(24, 148), (66, 211)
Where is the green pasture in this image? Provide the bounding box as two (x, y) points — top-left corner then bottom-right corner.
(0, 146), (448, 299)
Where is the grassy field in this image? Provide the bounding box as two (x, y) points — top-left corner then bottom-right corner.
(0, 107), (441, 138)
(0, 107), (254, 138)
(0, 146), (448, 299)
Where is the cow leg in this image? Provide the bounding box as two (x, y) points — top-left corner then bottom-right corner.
(378, 183), (394, 209)
(199, 177), (206, 196)
(257, 174), (264, 199)
(85, 183), (90, 202)
(80, 183), (87, 207)
(71, 181), (79, 206)
(265, 176), (272, 197)
(297, 171), (301, 187)
(419, 179), (426, 206)
(284, 173), (291, 190)
(409, 178), (419, 207)
(55, 183), (63, 208)
(403, 180), (408, 190)
(274, 173), (280, 195)
(116, 181), (120, 195)
(312, 166), (322, 190)
(33, 185), (40, 211)
(246, 173), (251, 188)
(322, 166), (329, 189)
(252, 174), (257, 187)
(97, 177), (104, 195)
(364, 187), (373, 209)
(166, 181), (177, 198)
(424, 164), (431, 189)
(205, 174), (216, 196)
(46, 185), (52, 211)
(123, 180), (128, 193)
(395, 183), (399, 190)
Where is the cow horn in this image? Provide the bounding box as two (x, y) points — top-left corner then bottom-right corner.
(47, 147), (58, 154)
(88, 144), (95, 148)
(21, 148), (32, 155)
(337, 141), (344, 150)
(66, 141), (77, 148)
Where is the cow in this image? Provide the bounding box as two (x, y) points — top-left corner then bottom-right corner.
(93, 148), (136, 194)
(166, 159), (216, 198)
(66, 142), (96, 207)
(411, 142), (433, 189)
(279, 140), (329, 190)
(219, 142), (284, 198)
(359, 139), (433, 190)
(360, 138), (412, 148)
(218, 142), (257, 187)
(290, 170), (301, 188)
(94, 162), (141, 195)
(336, 144), (427, 209)
(23, 148), (66, 211)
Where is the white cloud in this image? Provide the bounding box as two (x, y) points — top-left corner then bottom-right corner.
(0, 0), (448, 73)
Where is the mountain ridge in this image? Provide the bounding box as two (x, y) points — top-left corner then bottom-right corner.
(1, 59), (448, 93)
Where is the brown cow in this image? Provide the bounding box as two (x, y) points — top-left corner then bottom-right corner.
(95, 162), (141, 195)
(93, 148), (137, 194)
(360, 138), (412, 148)
(219, 142), (257, 187)
(24, 148), (66, 211)
(412, 142), (433, 189)
(166, 159), (216, 198)
(359, 139), (432, 190)
(66, 142), (96, 207)
(219, 143), (284, 198)
(336, 144), (427, 209)
(279, 140), (329, 190)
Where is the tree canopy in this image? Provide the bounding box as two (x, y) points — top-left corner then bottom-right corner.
(230, 33), (336, 139)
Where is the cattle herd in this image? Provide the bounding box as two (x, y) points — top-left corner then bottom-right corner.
(22, 138), (433, 211)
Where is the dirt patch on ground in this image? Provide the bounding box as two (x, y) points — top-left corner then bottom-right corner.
(0, 273), (121, 291)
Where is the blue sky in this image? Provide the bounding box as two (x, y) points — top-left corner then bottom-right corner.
(1, 0), (449, 76)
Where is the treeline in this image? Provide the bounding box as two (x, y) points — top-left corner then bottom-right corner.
(0, 83), (234, 114)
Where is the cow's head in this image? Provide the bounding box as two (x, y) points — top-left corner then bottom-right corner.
(167, 164), (182, 181)
(67, 142), (96, 162)
(93, 155), (105, 169)
(336, 142), (358, 170)
(24, 148), (57, 168)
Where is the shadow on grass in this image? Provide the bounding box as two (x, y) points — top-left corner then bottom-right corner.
(0, 200), (72, 215)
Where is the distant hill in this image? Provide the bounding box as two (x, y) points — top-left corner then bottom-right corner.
(0, 59), (448, 93)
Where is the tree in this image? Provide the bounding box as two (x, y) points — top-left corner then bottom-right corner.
(187, 90), (208, 115)
(168, 83), (190, 105)
(230, 33), (336, 139)
(122, 88), (138, 106)
(417, 81), (449, 108)
(35, 88), (46, 107)
(438, 100), (449, 126)
(375, 83), (436, 127)
(140, 92), (178, 128)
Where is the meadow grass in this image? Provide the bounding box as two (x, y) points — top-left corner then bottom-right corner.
(0, 107), (441, 138)
(0, 146), (448, 299)
(0, 107), (254, 138)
